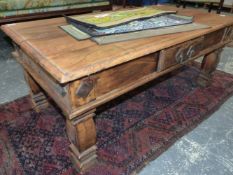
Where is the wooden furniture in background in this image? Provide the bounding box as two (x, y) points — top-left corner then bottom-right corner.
(1, 5), (233, 173)
(177, 0), (224, 14)
(223, 0), (233, 12)
(205, 0), (233, 13)
(0, 2), (112, 25)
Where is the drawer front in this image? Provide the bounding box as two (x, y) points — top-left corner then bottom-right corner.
(158, 37), (203, 71)
(70, 53), (159, 108)
(222, 25), (233, 42)
(95, 53), (159, 96)
(203, 28), (225, 49)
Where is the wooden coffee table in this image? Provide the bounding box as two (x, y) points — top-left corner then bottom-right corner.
(1, 6), (233, 173)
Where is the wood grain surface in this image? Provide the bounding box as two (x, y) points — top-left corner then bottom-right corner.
(2, 5), (233, 83)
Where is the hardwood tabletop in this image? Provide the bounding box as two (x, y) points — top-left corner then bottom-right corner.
(1, 5), (233, 83)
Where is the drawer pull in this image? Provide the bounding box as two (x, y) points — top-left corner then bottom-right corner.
(223, 27), (233, 41)
(158, 37), (203, 71)
(175, 48), (185, 64)
(176, 44), (198, 64)
(187, 45), (196, 58)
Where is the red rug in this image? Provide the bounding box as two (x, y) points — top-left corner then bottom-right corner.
(1, 66), (233, 175)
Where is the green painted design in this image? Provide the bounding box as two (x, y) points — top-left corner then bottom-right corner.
(0, 1), (109, 17)
(0, 0), (108, 11)
(69, 6), (176, 28)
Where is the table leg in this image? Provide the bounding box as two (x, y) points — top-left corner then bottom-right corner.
(66, 110), (97, 173)
(197, 49), (222, 87)
(23, 70), (49, 112)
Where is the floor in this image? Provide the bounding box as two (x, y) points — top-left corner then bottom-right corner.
(0, 8), (233, 175)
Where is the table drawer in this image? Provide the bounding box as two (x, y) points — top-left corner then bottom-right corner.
(157, 37), (203, 71)
(95, 53), (159, 96)
(222, 25), (233, 42)
(70, 53), (159, 108)
(203, 28), (225, 49)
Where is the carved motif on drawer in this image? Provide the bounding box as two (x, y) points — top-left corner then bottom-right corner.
(158, 37), (203, 71)
(175, 42), (201, 63)
(222, 26), (233, 42)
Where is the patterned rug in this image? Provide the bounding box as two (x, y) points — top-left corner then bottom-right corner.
(1, 65), (233, 175)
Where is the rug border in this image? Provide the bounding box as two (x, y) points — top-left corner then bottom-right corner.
(133, 85), (233, 174)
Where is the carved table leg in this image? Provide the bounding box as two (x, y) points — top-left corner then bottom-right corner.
(66, 110), (97, 173)
(197, 49), (222, 87)
(23, 70), (49, 112)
